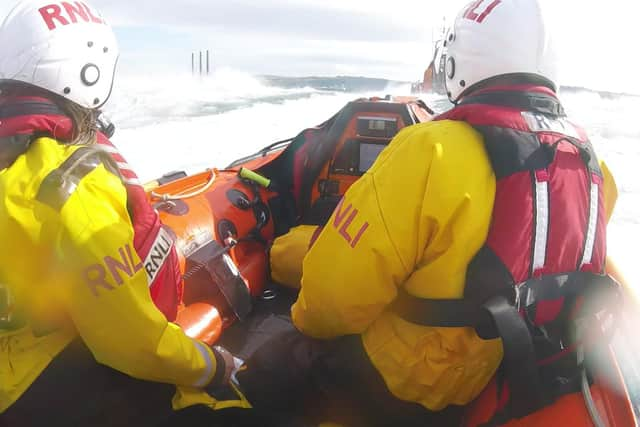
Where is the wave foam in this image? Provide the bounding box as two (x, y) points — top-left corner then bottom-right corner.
(105, 68), (320, 129)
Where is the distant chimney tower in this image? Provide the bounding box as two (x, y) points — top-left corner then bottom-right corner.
(192, 50), (213, 76)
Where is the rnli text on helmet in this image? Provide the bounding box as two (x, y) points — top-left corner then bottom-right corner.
(39, 2), (105, 31)
(462, 0), (503, 24)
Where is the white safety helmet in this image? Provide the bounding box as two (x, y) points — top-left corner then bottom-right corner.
(0, 0), (119, 109)
(444, 0), (559, 103)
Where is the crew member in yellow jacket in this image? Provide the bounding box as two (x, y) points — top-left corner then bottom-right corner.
(0, 1), (242, 425)
(238, 1), (618, 426)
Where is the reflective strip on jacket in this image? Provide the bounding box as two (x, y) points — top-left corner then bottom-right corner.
(0, 138), (217, 412)
(292, 119), (618, 411)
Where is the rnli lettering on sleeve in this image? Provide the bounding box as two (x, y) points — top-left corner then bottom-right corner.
(143, 227), (174, 284)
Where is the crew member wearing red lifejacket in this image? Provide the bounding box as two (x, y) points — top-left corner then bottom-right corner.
(236, 1), (620, 425)
(0, 1), (239, 425)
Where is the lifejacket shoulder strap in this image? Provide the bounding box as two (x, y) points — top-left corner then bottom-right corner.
(37, 146), (122, 211)
(457, 91), (602, 179)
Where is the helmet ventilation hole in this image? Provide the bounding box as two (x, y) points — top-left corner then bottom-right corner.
(63, 87), (71, 94)
(87, 41), (94, 48)
(103, 47), (109, 53)
(93, 98), (100, 105)
(460, 80), (466, 88)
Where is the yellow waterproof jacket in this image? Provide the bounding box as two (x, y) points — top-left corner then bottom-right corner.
(270, 225), (321, 289)
(292, 120), (618, 411)
(0, 138), (220, 412)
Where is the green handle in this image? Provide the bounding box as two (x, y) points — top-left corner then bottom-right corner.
(239, 168), (271, 189)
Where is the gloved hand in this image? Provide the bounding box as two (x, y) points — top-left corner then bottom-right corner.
(210, 345), (244, 388)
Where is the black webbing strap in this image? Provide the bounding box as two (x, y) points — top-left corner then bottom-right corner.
(391, 288), (478, 328)
(459, 91), (566, 117)
(392, 273), (622, 422)
(391, 292), (545, 416)
(482, 296), (545, 419)
(392, 293), (544, 417)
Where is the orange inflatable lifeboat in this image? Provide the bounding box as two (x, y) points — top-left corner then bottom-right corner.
(145, 96), (433, 345)
(148, 168), (277, 344)
(144, 95), (639, 426)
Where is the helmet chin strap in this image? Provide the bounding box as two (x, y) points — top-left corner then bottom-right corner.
(447, 91), (459, 105)
(445, 80), (462, 105)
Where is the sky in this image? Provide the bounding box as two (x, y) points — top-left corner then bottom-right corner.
(1, 0), (640, 94)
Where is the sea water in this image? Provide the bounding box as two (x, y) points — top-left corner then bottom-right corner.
(105, 69), (640, 289)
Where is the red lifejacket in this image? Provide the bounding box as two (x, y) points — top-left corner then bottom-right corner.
(391, 86), (619, 423)
(0, 96), (182, 321)
(440, 85), (606, 282)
